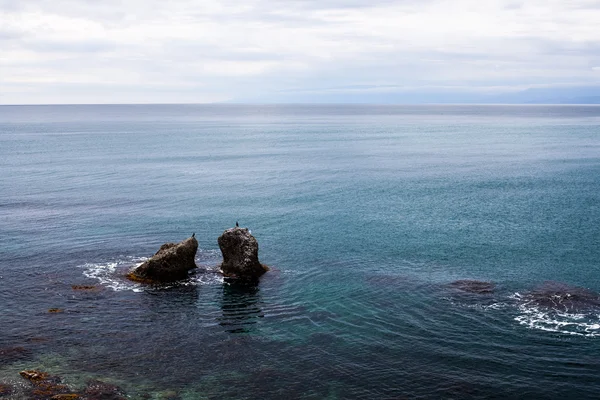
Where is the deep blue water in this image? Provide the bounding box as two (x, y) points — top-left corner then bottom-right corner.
(1, 104), (600, 399)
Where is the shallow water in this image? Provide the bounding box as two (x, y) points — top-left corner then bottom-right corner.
(1, 104), (600, 399)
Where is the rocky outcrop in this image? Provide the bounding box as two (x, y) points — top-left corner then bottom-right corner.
(218, 227), (268, 281)
(128, 236), (198, 283)
(83, 379), (127, 400)
(522, 281), (600, 312)
(449, 280), (495, 294)
(0, 383), (12, 397)
(17, 370), (126, 400)
(19, 369), (73, 398)
(0, 346), (32, 363)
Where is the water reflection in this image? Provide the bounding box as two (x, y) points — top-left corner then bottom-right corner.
(142, 284), (200, 311)
(219, 280), (264, 333)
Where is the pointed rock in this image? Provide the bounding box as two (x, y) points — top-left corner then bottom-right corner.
(128, 236), (198, 283)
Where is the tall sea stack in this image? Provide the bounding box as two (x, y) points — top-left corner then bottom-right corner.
(218, 227), (268, 281)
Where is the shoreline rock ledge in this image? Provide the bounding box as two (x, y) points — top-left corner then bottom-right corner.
(128, 236), (198, 283)
(218, 227), (268, 281)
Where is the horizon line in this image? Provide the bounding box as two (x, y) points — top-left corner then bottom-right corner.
(2, 102), (600, 107)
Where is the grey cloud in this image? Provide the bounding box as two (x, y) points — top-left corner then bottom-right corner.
(0, 28), (23, 41)
(503, 2), (524, 10)
(0, 0), (23, 11)
(166, 41), (288, 62)
(21, 38), (116, 53)
(0, 0), (129, 26)
(267, 0), (427, 10)
(563, 0), (600, 9)
(532, 38), (600, 57)
(2, 0), (600, 104)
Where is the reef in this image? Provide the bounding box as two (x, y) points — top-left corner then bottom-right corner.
(71, 285), (98, 291)
(19, 370), (72, 399)
(0, 346), (32, 363)
(0, 383), (13, 396)
(520, 281), (600, 312)
(83, 379), (126, 400)
(218, 227), (268, 282)
(128, 236), (198, 283)
(14, 370), (126, 400)
(449, 280), (495, 294)
(19, 370), (50, 382)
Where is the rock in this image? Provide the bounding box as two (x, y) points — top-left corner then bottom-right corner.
(17, 371), (127, 400)
(449, 280), (495, 294)
(20, 370), (50, 382)
(128, 236), (198, 283)
(51, 394), (80, 400)
(71, 285), (98, 291)
(83, 379), (126, 400)
(158, 390), (180, 399)
(218, 227), (268, 281)
(0, 346), (32, 363)
(19, 370), (70, 399)
(0, 383), (13, 396)
(522, 281), (600, 312)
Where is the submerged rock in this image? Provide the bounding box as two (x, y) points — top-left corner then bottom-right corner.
(83, 379), (126, 400)
(0, 346), (32, 363)
(16, 371), (127, 400)
(218, 227), (268, 281)
(71, 285), (98, 291)
(19, 370), (50, 382)
(449, 280), (495, 294)
(521, 281), (600, 312)
(19, 370), (71, 399)
(0, 383), (13, 396)
(128, 236), (198, 283)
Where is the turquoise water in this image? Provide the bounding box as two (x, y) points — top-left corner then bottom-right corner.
(1, 104), (600, 399)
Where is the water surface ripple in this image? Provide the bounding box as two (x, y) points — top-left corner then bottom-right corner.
(1, 105), (599, 399)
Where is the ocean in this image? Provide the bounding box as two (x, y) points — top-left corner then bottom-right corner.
(1, 104), (599, 399)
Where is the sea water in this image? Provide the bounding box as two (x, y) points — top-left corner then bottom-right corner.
(1, 104), (599, 399)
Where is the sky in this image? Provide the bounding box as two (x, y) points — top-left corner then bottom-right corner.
(1, 0), (600, 104)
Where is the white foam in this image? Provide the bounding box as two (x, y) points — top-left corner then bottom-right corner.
(481, 302), (509, 311)
(81, 256), (146, 292)
(512, 292), (600, 337)
(444, 295), (509, 311)
(79, 255), (223, 292)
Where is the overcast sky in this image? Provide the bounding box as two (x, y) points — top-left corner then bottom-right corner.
(1, 0), (600, 104)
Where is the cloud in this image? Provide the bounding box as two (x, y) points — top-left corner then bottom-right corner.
(1, 0), (600, 103)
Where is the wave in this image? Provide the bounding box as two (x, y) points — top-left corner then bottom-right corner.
(511, 291), (600, 337)
(79, 250), (224, 292)
(444, 279), (600, 337)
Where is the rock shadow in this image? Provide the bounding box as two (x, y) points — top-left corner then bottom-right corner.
(218, 280), (264, 333)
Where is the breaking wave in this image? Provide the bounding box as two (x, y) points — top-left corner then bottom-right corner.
(511, 284), (600, 337)
(80, 250), (224, 292)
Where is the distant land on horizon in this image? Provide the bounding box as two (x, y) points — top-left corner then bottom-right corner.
(2, 86), (600, 106)
(231, 85), (600, 105)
